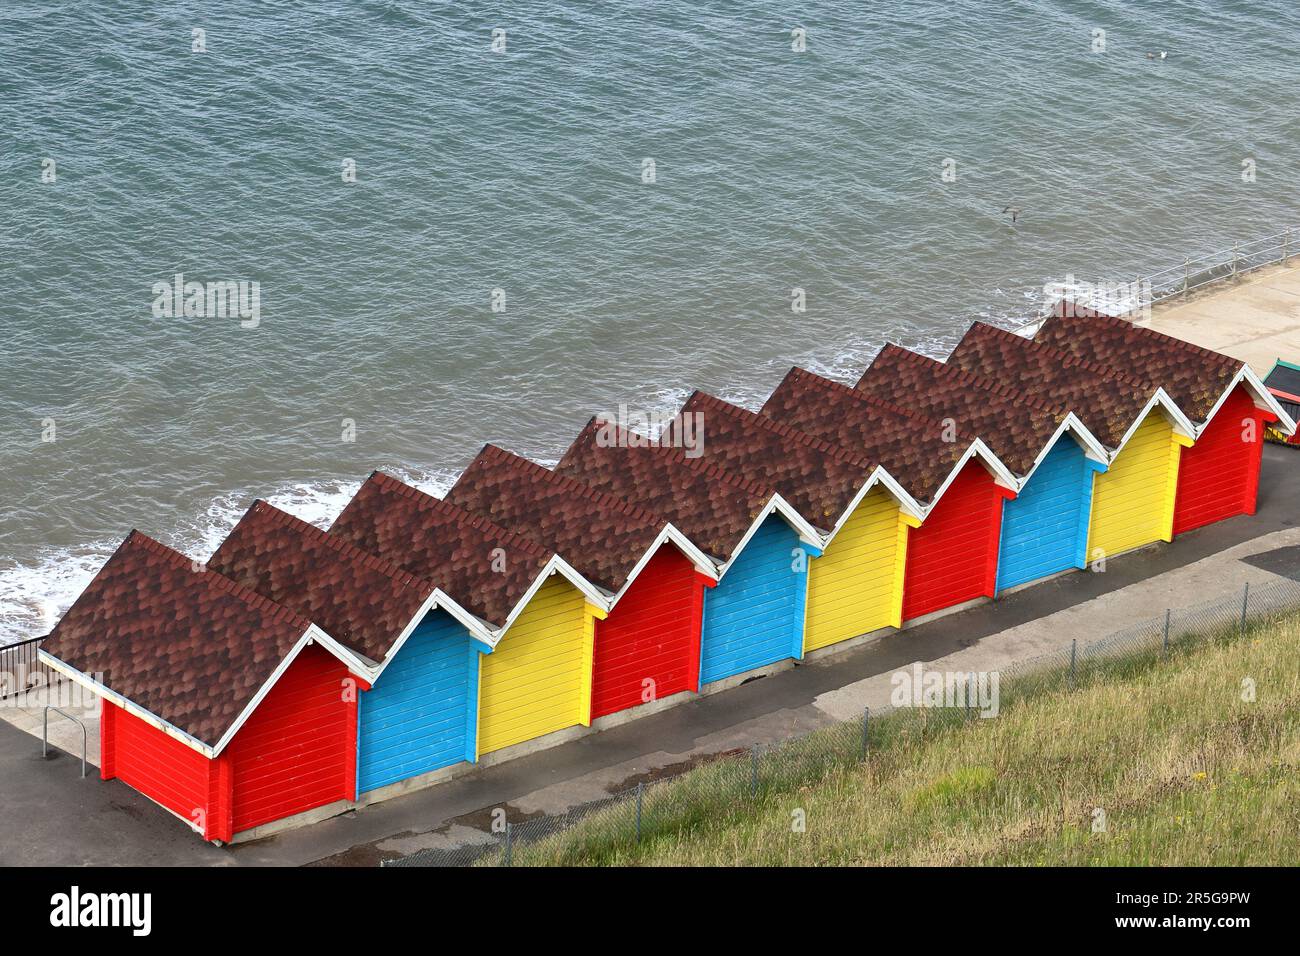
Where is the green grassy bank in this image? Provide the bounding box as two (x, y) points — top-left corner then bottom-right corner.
(494, 611), (1300, 866)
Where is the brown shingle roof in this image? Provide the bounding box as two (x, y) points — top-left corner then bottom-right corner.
(853, 344), (1068, 475)
(555, 417), (777, 561)
(445, 444), (671, 594)
(669, 390), (881, 530)
(760, 367), (972, 502)
(1033, 309), (1243, 424)
(945, 322), (1160, 448)
(39, 531), (312, 747)
(329, 471), (553, 630)
(208, 500), (434, 663)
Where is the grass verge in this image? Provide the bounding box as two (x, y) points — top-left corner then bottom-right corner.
(487, 610), (1300, 866)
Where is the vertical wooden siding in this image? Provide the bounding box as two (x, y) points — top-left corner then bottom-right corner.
(903, 462), (1006, 621)
(228, 643), (355, 836)
(591, 547), (705, 719)
(699, 515), (808, 684)
(804, 486), (907, 651)
(357, 610), (479, 793)
(1088, 412), (1183, 559)
(996, 439), (1100, 592)
(476, 576), (594, 756)
(1173, 388), (1270, 535)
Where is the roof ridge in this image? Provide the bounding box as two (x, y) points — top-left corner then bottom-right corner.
(585, 417), (774, 500)
(203, 567), (314, 630)
(785, 366), (958, 432)
(968, 322), (1152, 390)
(478, 444), (668, 528)
(367, 471), (552, 559)
(559, 417), (608, 471)
(243, 499), (434, 594)
(686, 390), (876, 468)
(876, 344), (1058, 414)
(1052, 310), (1243, 370)
(122, 529), (313, 631)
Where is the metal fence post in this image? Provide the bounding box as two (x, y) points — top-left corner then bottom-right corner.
(1284, 228), (1291, 266)
(42, 706), (88, 779)
(381, 577), (1300, 868)
(635, 782), (644, 842)
(1232, 241), (1239, 280)
(965, 673), (974, 722)
(1182, 258), (1190, 298)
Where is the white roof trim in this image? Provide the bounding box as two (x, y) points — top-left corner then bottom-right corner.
(259, 559), (606, 682)
(766, 493), (825, 549)
(361, 587), (493, 684)
(38, 649), (218, 758)
(603, 523), (720, 611)
(305, 622), (381, 676)
(476, 554), (609, 647)
(1198, 365), (1297, 438)
(663, 524), (722, 579)
(422, 589), (496, 646)
(930, 438), (1019, 505)
(210, 626), (366, 755)
(713, 494), (825, 579)
(1108, 388), (1196, 461)
(871, 467), (923, 520)
(549, 555), (610, 607)
(1012, 415), (1109, 490)
(1056, 413), (1110, 465)
(820, 466), (923, 546)
(38, 623), (374, 759)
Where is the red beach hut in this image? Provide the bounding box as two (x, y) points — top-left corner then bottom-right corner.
(38, 531), (371, 844)
(446, 444), (718, 722)
(1033, 310), (1295, 533)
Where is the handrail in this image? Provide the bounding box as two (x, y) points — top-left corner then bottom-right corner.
(1017, 225), (1297, 336)
(1141, 228), (1296, 282)
(0, 633), (60, 700)
(43, 705), (88, 779)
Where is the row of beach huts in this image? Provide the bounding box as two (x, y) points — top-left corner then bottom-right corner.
(37, 308), (1296, 844)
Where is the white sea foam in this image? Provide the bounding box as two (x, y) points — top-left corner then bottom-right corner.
(0, 466), (461, 647)
(0, 545), (113, 648)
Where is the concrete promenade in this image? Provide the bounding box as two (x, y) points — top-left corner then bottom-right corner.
(1144, 262), (1300, 376)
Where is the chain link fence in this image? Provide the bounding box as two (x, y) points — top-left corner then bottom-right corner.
(383, 575), (1300, 867)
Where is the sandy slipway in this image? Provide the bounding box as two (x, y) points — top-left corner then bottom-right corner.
(2, 444), (1296, 868)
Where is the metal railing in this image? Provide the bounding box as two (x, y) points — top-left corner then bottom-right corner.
(1017, 226), (1298, 336)
(43, 705), (88, 779)
(0, 634), (62, 700)
(1141, 227), (1297, 306)
(383, 575), (1300, 867)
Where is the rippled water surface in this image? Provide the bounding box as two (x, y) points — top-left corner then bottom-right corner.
(2, 0), (1299, 641)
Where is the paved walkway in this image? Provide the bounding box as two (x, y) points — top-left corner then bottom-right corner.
(0, 716), (229, 866)
(1, 684), (101, 768)
(3, 445), (1296, 866)
(1146, 262), (1300, 376)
